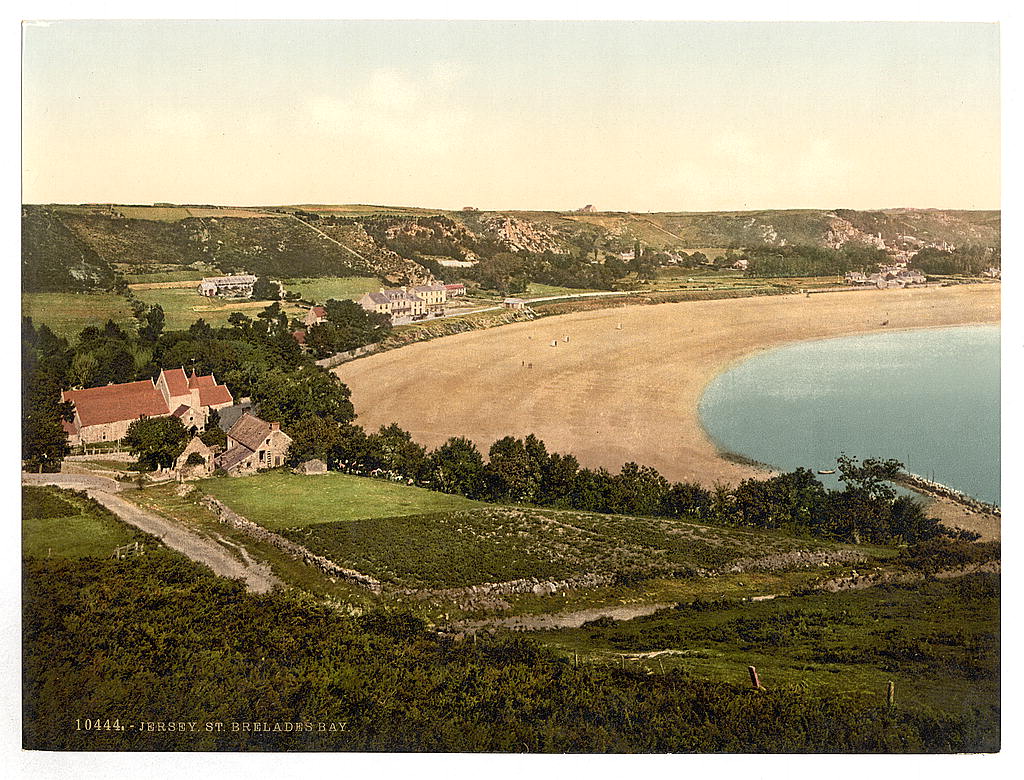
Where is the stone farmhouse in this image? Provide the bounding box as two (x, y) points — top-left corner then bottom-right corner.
(61, 368), (233, 446)
(304, 306), (328, 327)
(197, 274), (257, 298)
(217, 413), (293, 475)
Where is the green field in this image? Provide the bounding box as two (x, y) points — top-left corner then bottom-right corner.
(539, 574), (1000, 717)
(201, 471), (483, 530)
(282, 276), (381, 303)
(22, 292), (136, 339)
(282, 505), (861, 589)
(202, 471), (868, 590)
(525, 283), (603, 297)
(132, 286), (304, 330)
(22, 485), (142, 558)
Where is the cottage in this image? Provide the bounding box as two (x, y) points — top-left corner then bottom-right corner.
(304, 306), (328, 327)
(503, 297), (526, 309)
(217, 413), (292, 475)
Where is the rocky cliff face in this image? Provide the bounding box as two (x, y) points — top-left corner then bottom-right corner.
(482, 215), (563, 253)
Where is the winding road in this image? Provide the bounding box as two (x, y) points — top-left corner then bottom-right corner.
(23, 473), (281, 593)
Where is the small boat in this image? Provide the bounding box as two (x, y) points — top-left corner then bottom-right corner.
(817, 469), (836, 475)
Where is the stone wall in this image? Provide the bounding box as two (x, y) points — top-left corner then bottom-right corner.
(199, 495), (382, 593)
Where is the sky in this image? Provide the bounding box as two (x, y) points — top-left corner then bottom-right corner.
(21, 20), (1001, 211)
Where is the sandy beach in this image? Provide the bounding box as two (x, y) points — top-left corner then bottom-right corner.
(336, 284), (999, 497)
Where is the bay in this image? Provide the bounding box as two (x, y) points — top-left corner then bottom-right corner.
(697, 324), (1000, 504)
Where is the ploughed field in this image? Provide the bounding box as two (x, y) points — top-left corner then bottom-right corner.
(336, 284), (1000, 486)
(201, 473), (862, 591)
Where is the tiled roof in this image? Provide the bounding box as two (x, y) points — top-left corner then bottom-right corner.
(188, 372), (217, 389)
(364, 292), (390, 305)
(227, 413), (274, 452)
(162, 368), (189, 397)
(62, 418), (79, 436)
(62, 380), (170, 427)
(292, 329), (307, 344)
(199, 385), (233, 407)
(171, 404), (191, 418)
(311, 306), (327, 317)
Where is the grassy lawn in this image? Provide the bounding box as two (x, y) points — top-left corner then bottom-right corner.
(538, 574), (1000, 717)
(22, 292), (136, 340)
(200, 471), (483, 530)
(132, 287), (303, 330)
(22, 485), (142, 558)
(282, 276), (382, 303)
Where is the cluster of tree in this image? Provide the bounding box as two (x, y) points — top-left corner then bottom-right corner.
(462, 250), (621, 295)
(739, 245), (889, 278)
(286, 415), (948, 547)
(251, 276), (282, 301)
(22, 552), (998, 752)
(304, 299), (392, 359)
(910, 245), (999, 276)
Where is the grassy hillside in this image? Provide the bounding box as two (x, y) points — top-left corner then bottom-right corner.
(23, 203), (1000, 293)
(540, 574), (1000, 717)
(201, 471), (866, 591)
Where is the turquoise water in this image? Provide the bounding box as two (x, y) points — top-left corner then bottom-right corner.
(698, 325), (1000, 504)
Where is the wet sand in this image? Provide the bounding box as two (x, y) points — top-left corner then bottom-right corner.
(336, 284), (999, 494)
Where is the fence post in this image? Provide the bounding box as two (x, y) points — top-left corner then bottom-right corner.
(748, 665), (765, 690)
(887, 680), (895, 708)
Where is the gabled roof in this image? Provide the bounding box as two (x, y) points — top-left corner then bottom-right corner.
(310, 306), (327, 318)
(162, 368), (189, 397)
(363, 292), (390, 305)
(62, 380), (169, 427)
(227, 413), (275, 452)
(199, 385), (233, 407)
(188, 372), (217, 389)
(171, 404), (191, 418)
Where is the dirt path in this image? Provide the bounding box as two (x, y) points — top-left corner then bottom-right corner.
(458, 602), (674, 632)
(23, 474), (281, 593)
(337, 284), (999, 488)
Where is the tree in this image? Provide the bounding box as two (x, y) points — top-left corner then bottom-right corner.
(486, 436), (542, 503)
(285, 415), (346, 467)
(424, 437), (486, 498)
(367, 423), (427, 479)
(251, 365), (355, 429)
(123, 416), (189, 470)
(252, 276), (282, 301)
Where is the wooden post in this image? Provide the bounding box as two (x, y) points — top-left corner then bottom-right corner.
(573, 651), (578, 668)
(887, 680), (895, 708)
(748, 665), (764, 690)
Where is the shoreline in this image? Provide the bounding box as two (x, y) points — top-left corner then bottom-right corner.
(335, 285), (999, 529)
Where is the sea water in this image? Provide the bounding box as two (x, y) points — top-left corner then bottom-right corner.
(697, 324), (1000, 504)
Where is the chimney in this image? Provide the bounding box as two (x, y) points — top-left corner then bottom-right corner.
(270, 422), (280, 431)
